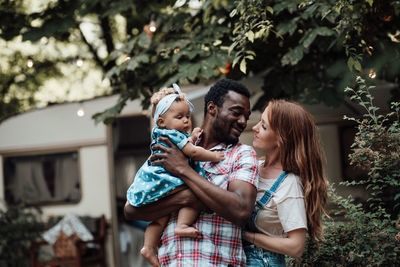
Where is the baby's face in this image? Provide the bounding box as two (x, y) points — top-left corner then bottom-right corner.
(158, 100), (192, 133)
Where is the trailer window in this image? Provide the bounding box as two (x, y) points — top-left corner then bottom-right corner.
(3, 151), (81, 205)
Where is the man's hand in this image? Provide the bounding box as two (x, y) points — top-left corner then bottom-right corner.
(124, 188), (206, 221)
(150, 136), (191, 177)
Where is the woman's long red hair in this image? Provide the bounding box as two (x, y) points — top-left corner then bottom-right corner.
(267, 100), (327, 241)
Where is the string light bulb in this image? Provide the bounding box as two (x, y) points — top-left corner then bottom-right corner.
(76, 56), (83, 67)
(77, 102), (85, 117)
(149, 14), (157, 33)
(27, 56), (34, 68)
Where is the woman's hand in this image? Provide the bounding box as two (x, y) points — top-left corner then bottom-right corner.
(242, 231), (256, 244)
(242, 229), (307, 259)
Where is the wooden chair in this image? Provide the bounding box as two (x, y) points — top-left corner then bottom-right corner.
(30, 215), (107, 267)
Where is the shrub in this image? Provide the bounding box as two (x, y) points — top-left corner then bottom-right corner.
(290, 76), (400, 266)
(291, 187), (400, 266)
(0, 202), (44, 267)
(343, 76), (400, 217)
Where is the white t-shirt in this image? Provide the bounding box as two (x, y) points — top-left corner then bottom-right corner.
(254, 171), (307, 238)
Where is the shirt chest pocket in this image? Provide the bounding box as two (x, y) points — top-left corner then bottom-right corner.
(203, 160), (234, 188)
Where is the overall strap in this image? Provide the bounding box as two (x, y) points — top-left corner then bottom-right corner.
(256, 171), (288, 207)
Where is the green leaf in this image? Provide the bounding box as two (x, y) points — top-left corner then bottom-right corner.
(22, 17), (76, 41)
(135, 54), (150, 63)
(315, 27), (335, 37)
(138, 32), (152, 49)
(240, 58), (247, 74)
(126, 59), (139, 71)
(302, 30), (318, 49)
(232, 55), (241, 67)
(200, 62), (214, 79)
(365, 0), (374, 7)
(246, 31), (255, 43)
(179, 63), (201, 79)
(347, 57), (362, 72)
(92, 99), (126, 124)
(301, 27), (335, 49)
(281, 46), (304, 66)
(276, 19), (299, 36)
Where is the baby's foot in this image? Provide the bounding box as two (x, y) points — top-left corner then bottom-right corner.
(140, 246), (160, 267)
(174, 224), (202, 239)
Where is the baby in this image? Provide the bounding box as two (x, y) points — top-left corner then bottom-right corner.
(126, 84), (224, 267)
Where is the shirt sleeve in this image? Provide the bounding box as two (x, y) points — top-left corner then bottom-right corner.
(229, 144), (259, 188)
(277, 197), (307, 232)
(276, 175), (307, 232)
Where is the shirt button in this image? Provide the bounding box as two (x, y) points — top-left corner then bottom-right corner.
(177, 253), (181, 258)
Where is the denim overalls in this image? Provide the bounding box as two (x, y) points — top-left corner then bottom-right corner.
(244, 171), (288, 267)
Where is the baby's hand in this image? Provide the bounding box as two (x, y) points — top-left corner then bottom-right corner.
(190, 127), (203, 144)
(213, 151), (225, 162)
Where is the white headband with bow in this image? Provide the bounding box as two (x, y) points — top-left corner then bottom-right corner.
(153, 83), (194, 124)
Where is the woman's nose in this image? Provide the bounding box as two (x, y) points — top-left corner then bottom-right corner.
(252, 122), (259, 132)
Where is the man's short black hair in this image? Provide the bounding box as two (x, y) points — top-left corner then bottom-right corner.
(204, 79), (250, 117)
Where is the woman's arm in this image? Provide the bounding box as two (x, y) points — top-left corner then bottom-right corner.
(181, 142), (224, 162)
(243, 228), (306, 258)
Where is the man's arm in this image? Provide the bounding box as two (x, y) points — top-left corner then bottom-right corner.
(124, 187), (202, 221)
(151, 137), (257, 227)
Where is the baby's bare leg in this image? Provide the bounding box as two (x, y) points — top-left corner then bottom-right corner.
(174, 207), (202, 238)
(141, 216), (169, 267)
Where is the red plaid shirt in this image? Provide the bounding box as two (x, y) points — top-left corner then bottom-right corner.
(158, 142), (259, 266)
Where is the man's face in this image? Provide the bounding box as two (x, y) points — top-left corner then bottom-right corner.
(212, 91), (250, 144)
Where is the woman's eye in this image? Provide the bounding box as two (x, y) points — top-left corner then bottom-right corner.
(261, 124), (267, 130)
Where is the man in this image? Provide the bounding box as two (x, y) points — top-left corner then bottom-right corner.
(125, 79), (259, 266)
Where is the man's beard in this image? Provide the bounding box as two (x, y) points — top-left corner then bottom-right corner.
(213, 114), (239, 145)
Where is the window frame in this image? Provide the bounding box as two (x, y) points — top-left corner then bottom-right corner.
(2, 148), (83, 206)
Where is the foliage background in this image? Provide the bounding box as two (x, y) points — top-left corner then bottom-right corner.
(291, 77), (400, 266)
(0, 203), (44, 267)
(1, 0), (400, 122)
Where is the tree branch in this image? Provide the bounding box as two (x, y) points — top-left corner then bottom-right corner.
(100, 16), (115, 71)
(79, 28), (105, 71)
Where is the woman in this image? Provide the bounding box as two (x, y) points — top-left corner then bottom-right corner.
(243, 99), (328, 266)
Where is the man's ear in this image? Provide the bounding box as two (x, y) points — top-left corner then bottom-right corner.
(207, 101), (218, 117)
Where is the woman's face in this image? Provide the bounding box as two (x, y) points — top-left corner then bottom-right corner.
(252, 107), (279, 152)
